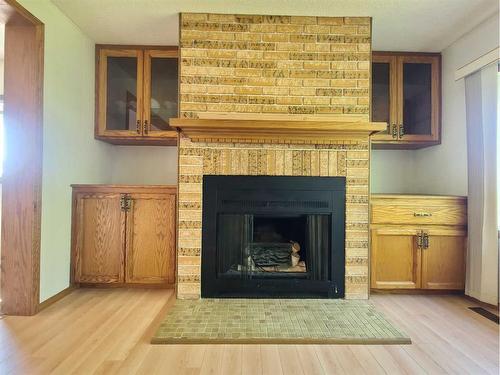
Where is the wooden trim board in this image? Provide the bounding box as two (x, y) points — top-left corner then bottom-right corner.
(170, 117), (386, 144)
(37, 286), (76, 312)
(1, 0), (44, 316)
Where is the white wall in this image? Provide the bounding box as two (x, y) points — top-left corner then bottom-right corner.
(412, 13), (499, 195)
(109, 146), (177, 185)
(19, 0), (113, 302)
(371, 150), (415, 193)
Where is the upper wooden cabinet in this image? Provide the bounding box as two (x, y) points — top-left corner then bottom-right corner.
(95, 45), (178, 145)
(371, 52), (441, 149)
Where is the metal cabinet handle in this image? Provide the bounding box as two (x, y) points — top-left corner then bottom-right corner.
(144, 120), (149, 135)
(416, 231), (423, 249)
(422, 232), (430, 249)
(414, 212), (432, 217)
(391, 124), (398, 139)
(399, 124), (405, 138)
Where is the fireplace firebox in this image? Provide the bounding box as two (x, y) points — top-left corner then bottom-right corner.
(201, 176), (345, 298)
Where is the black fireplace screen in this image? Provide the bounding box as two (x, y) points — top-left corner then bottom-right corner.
(217, 214), (330, 280)
(202, 176), (345, 298)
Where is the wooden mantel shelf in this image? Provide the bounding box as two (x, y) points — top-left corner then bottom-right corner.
(169, 117), (387, 144)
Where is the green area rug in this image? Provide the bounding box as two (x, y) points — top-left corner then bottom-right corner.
(152, 299), (411, 344)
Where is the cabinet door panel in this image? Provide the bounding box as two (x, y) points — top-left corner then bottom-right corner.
(97, 49), (143, 137)
(371, 54), (397, 141)
(125, 193), (176, 284)
(74, 193), (125, 283)
(421, 230), (466, 290)
(143, 49), (178, 140)
(371, 228), (421, 289)
(397, 54), (440, 143)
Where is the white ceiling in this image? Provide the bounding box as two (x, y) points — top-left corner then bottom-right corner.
(51, 0), (498, 52)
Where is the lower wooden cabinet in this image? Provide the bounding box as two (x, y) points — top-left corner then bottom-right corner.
(371, 227), (421, 289)
(72, 185), (176, 287)
(371, 195), (467, 291)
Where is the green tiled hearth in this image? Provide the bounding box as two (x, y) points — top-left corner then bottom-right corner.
(152, 299), (410, 344)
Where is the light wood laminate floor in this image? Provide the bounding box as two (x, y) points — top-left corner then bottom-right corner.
(0, 288), (498, 374)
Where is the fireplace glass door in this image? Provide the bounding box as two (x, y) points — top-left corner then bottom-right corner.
(217, 214), (330, 281)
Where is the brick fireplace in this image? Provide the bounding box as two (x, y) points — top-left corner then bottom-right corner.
(174, 13), (378, 300)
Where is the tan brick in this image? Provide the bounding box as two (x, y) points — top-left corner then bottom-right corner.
(304, 43), (330, 52)
(331, 97), (358, 105)
(262, 33), (289, 42)
(205, 50), (237, 59)
(290, 16), (317, 24)
(181, 13), (207, 22)
(276, 24), (304, 33)
(330, 43), (358, 52)
(206, 31), (235, 41)
(344, 17), (371, 25)
(247, 77), (276, 86)
(303, 78), (330, 87)
(207, 85), (234, 94)
(235, 68), (262, 77)
(262, 51), (290, 60)
(291, 87), (316, 96)
(303, 97), (330, 105)
(234, 33), (262, 42)
(235, 86), (263, 95)
(207, 13), (235, 22)
(330, 79), (357, 87)
(178, 256), (201, 265)
(304, 61), (330, 70)
(305, 24), (330, 34)
(357, 79), (369, 88)
(331, 61), (358, 70)
(317, 17), (344, 25)
(180, 103), (207, 112)
(263, 86), (289, 95)
(358, 43), (371, 52)
(236, 50), (263, 59)
(179, 156), (203, 166)
(276, 42), (303, 51)
(290, 70), (316, 78)
(357, 25), (371, 35)
(249, 24), (277, 32)
(276, 96), (303, 105)
(262, 105), (289, 113)
(330, 25), (357, 35)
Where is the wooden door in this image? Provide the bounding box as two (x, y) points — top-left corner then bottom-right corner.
(74, 193), (125, 283)
(371, 227), (421, 289)
(421, 228), (466, 290)
(371, 53), (398, 142)
(96, 48), (144, 139)
(396, 54), (440, 144)
(125, 193), (176, 284)
(143, 49), (178, 142)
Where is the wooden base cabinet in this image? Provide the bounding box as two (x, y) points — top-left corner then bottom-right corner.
(371, 195), (467, 291)
(72, 185), (176, 287)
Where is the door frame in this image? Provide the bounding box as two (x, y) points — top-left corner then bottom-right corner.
(0, 0), (44, 315)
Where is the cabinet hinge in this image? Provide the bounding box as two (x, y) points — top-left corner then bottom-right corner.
(120, 194), (132, 211)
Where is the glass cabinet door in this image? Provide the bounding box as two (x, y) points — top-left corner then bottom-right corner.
(371, 54), (397, 141)
(98, 49), (143, 136)
(143, 50), (178, 137)
(398, 55), (440, 142)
